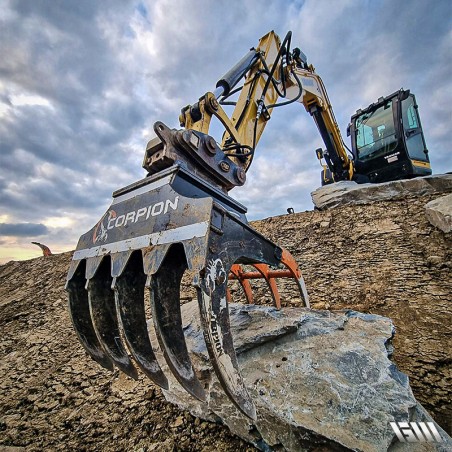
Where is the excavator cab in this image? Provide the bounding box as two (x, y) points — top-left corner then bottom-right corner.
(348, 89), (431, 183)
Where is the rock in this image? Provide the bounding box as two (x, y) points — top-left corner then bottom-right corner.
(0, 448), (26, 451)
(425, 194), (452, 233)
(311, 174), (452, 210)
(159, 301), (452, 451)
(171, 415), (184, 428)
(147, 439), (174, 451)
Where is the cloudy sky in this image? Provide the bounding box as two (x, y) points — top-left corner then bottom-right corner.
(1, 0), (451, 263)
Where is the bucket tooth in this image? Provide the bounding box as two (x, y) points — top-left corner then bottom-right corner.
(149, 244), (206, 402)
(67, 260), (114, 371)
(198, 258), (257, 420)
(85, 255), (104, 281)
(183, 238), (210, 273)
(88, 257), (138, 380)
(111, 251), (133, 278)
(114, 252), (169, 389)
(142, 243), (170, 276)
(67, 259), (81, 284)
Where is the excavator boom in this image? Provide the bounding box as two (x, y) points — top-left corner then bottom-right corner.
(179, 31), (354, 182)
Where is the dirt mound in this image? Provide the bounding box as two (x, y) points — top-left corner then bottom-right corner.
(0, 192), (450, 450)
(0, 253), (253, 451)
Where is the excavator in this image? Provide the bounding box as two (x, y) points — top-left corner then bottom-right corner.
(66, 31), (431, 420)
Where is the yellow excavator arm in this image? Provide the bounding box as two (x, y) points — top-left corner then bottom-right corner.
(179, 30), (354, 181)
(289, 64), (354, 182)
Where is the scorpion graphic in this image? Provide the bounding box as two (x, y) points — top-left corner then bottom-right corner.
(205, 258), (227, 293)
(92, 210), (116, 244)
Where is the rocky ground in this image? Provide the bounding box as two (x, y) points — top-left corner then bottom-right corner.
(0, 253), (254, 451)
(0, 191), (450, 450)
(251, 193), (452, 435)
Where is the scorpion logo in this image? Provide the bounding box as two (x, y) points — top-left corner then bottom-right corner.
(205, 258), (227, 293)
(93, 210), (116, 244)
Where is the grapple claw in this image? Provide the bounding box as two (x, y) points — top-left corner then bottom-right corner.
(281, 248), (310, 307)
(114, 251), (168, 389)
(195, 207), (310, 418)
(230, 264), (254, 304)
(149, 244), (206, 401)
(252, 263), (282, 308)
(198, 258), (257, 420)
(67, 126), (309, 420)
(228, 251), (310, 310)
(67, 260), (114, 371)
(87, 257), (138, 380)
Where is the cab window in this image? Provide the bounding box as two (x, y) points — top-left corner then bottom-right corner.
(354, 102), (397, 160)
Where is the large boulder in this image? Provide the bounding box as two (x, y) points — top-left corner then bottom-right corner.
(311, 174), (452, 210)
(155, 301), (451, 451)
(425, 194), (452, 233)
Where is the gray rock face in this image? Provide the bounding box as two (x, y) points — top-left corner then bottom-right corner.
(154, 301), (451, 451)
(311, 174), (452, 210)
(425, 194), (452, 233)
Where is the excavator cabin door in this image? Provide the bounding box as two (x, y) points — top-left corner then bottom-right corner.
(401, 93), (430, 173)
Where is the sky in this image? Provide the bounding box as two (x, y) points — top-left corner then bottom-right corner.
(1, 0), (451, 264)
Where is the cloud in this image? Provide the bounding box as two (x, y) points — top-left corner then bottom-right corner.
(0, 0), (451, 260)
(0, 223), (49, 237)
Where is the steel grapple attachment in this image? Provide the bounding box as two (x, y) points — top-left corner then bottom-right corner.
(67, 125), (309, 420)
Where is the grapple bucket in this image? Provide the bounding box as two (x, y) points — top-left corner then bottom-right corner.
(67, 123), (309, 420)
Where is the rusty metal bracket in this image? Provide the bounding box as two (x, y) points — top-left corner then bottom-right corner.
(227, 251), (309, 310)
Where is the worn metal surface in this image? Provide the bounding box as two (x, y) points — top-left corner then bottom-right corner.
(67, 137), (309, 419)
(67, 260), (114, 371)
(88, 257), (138, 380)
(114, 252), (168, 389)
(194, 207), (309, 419)
(149, 244), (206, 401)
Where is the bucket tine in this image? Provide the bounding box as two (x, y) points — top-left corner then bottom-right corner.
(252, 263), (281, 309)
(114, 252), (168, 389)
(198, 257), (257, 420)
(281, 249), (310, 308)
(149, 245), (206, 402)
(230, 264), (254, 304)
(88, 258), (138, 380)
(67, 261), (114, 371)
